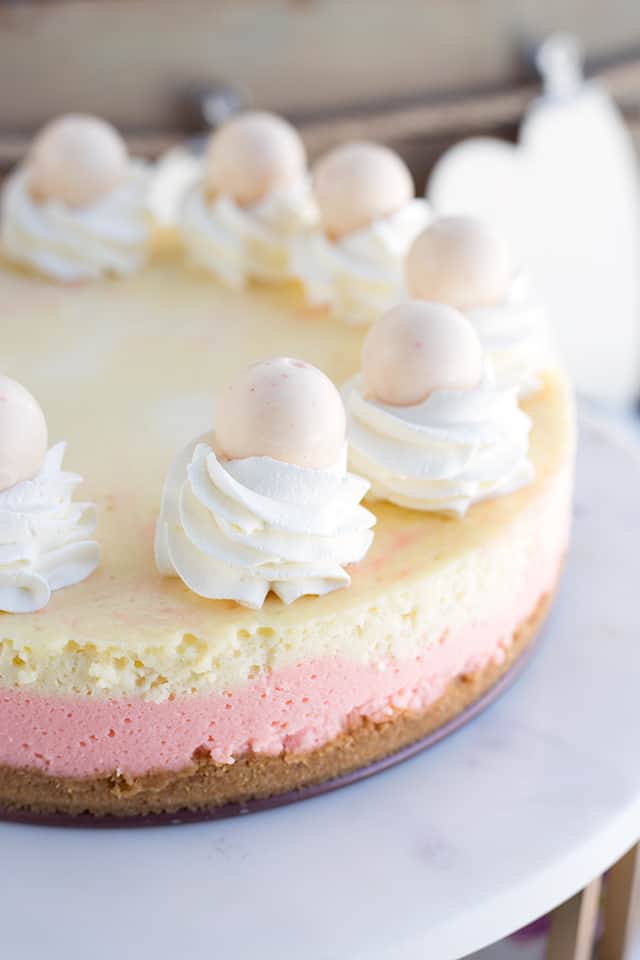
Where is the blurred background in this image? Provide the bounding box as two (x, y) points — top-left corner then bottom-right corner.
(1, 1), (640, 179)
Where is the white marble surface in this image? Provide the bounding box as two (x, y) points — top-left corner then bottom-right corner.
(1, 420), (640, 960)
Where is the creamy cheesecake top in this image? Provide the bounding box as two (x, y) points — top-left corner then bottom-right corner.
(0, 246), (573, 699)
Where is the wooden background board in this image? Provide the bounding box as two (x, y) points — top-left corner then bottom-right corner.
(0, 0), (639, 184)
(1, 0), (639, 129)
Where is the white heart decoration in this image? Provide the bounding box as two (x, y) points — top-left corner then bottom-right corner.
(428, 35), (640, 405)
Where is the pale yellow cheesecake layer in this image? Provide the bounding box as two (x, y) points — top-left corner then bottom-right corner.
(0, 250), (574, 700)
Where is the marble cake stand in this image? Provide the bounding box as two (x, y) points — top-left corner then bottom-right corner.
(1, 419), (639, 960)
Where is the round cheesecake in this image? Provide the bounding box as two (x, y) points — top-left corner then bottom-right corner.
(0, 240), (574, 817)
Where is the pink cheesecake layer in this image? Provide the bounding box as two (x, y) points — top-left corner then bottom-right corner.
(0, 516), (566, 779)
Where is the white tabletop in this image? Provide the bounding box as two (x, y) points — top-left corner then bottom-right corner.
(2, 419), (640, 960)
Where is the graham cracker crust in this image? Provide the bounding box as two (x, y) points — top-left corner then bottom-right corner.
(0, 591), (553, 818)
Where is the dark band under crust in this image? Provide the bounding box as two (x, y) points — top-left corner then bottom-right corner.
(0, 592), (553, 818)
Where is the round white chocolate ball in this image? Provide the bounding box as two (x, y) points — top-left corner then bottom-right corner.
(361, 301), (484, 406)
(215, 357), (346, 469)
(204, 111), (306, 207)
(406, 216), (512, 310)
(29, 114), (129, 208)
(313, 141), (414, 240)
(0, 376), (48, 492)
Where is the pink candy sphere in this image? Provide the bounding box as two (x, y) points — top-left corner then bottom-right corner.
(205, 111), (307, 207)
(29, 114), (129, 208)
(406, 216), (512, 310)
(361, 302), (484, 406)
(215, 358), (346, 469)
(313, 141), (414, 240)
(0, 376), (48, 492)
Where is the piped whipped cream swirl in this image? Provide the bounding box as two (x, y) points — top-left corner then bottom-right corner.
(293, 199), (431, 325)
(0, 443), (101, 613)
(1, 163), (151, 281)
(155, 433), (375, 608)
(466, 275), (557, 396)
(179, 175), (317, 288)
(343, 371), (533, 515)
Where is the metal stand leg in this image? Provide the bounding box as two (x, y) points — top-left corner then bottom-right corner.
(600, 843), (640, 960)
(546, 877), (602, 960)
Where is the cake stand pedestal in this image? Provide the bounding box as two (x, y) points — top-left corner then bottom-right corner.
(2, 419), (640, 960)
(545, 843), (640, 959)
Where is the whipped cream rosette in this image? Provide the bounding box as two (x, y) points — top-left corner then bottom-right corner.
(344, 302), (534, 515)
(407, 216), (556, 395)
(0, 376), (100, 613)
(155, 358), (375, 608)
(465, 273), (556, 397)
(293, 142), (431, 325)
(178, 111), (317, 287)
(1, 114), (151, 281)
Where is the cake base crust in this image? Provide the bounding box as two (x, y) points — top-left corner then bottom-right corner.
(0, 591), (553, 819)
